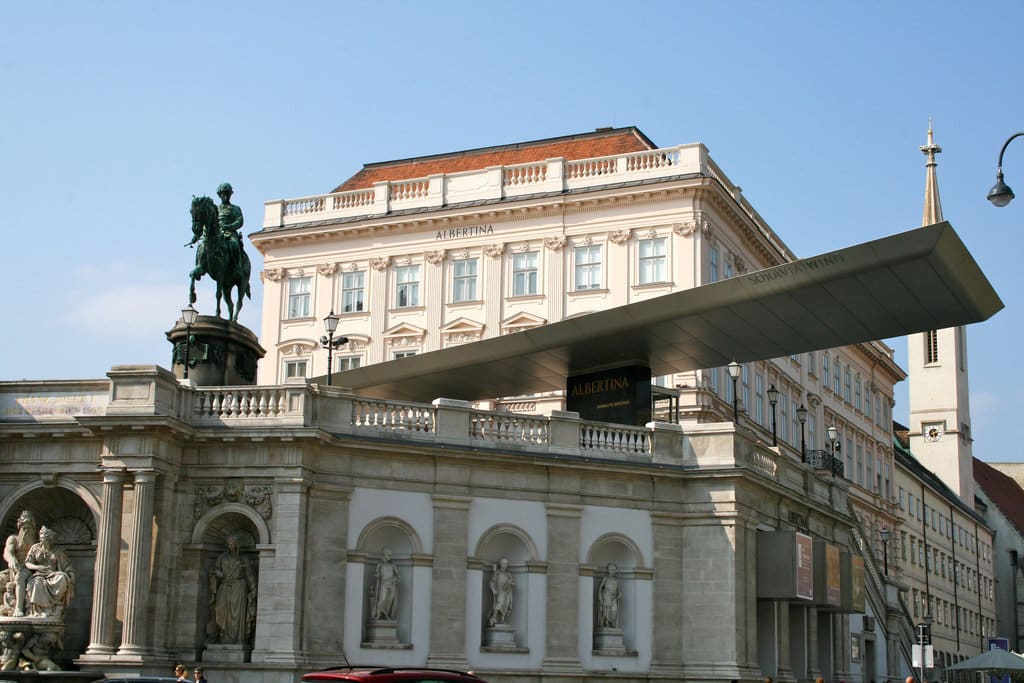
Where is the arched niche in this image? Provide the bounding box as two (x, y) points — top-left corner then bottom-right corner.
(0, 480), (100, 663)
(355, 516), (422, 647)
(191, 504), (264, 661)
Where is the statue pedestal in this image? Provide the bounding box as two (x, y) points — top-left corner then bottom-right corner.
(361, 620), (410, 649)
(0, 616), (65, 671)
(202, 642), (249, 663)
(166, 315), (265, 387)
(593, 627), (629, 655)
(482, 624), (526, 653)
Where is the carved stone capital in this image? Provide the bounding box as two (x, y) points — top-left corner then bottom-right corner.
(369, 256), (390, 271)
(544, 236), (567, 251)
(317, 262), (339, 277)
(483, 243), (506, 259)
(607, 229), (631, 245)
(425, 249), (446, 264)
(261, 267), (285, 282)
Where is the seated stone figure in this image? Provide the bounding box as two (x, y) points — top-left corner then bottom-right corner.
(24, 527), (75, 619)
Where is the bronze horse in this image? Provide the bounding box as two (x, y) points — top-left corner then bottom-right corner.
(188, 196), (251, 321)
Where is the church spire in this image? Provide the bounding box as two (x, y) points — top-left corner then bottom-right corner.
(921, 119), (944, 226)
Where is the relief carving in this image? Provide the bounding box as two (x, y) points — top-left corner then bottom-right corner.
(193, 480), (274, 521)
(483, 244), (506, 259)
(261, 268), (285, 282)
(369, 257), (390, 271)
(425, 249), (446, 264)
(316, 262), (339, 277)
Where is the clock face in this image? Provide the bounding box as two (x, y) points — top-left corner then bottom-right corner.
(925, 424), (944, 442)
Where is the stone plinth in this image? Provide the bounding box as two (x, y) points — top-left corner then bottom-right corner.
(482, 624), (527, 653)
(361, 620), (411, 650)
(202, 642), (249, 663)
(166, 315), (265, 387)
(593, 627), (633, 656)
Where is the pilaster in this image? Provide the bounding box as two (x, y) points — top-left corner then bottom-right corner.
(426, 495), (470, 669)
(542, 503), (582, 672)
(650, 512), (684, 671)
(251, 476), (311, 665)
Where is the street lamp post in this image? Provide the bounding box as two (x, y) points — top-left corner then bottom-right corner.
(796, 403), (808, 462)
(181, 305), (198, 380)
(987, 132), (1024, 207)
(319, 310), (347, 386)
(881, 527), (890, 577)
(728, 361), (741, 424)
(766, 384), (779, 446)
(827, 424), (840, 475)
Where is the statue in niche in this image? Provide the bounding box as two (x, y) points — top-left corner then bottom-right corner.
(24, 526), (75, 619)
(487, 557), (514, 627)
(2, 510), (39, 617)
(597, 563), (622, 628)
(369, 548), (399, 621)
(209, 534), (257, 644)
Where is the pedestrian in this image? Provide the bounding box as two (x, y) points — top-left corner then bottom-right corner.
(194, 667), (208, 683)
(174, 664), (188, 682)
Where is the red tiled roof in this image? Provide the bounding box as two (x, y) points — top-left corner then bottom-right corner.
(973, 457), (1024, 536)
(332, 127), (657, 193)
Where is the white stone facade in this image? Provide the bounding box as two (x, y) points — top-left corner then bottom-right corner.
(0, 368), (866, 683)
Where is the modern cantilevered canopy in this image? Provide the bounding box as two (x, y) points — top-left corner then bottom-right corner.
(322, 221), (1002, 402)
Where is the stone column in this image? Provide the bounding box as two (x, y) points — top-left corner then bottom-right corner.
(84, 469), (126, 657)
(251, 476), (309, 665)
(775, 602), (795, 682)
(542, 503), (582, 672)
(427, 495), (470, 669)
(117, 470), (157, 657)
(650, 512), (684, 672)
(807, 607), (822, 681)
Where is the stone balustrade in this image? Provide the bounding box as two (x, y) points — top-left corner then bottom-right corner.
(263, 144), (710, 229)
(0, 371), (846, 505)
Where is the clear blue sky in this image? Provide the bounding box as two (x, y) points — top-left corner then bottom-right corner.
(3, 2), (1022, 461)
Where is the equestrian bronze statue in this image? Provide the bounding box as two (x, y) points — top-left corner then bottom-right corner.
(187, 183), (252, 322)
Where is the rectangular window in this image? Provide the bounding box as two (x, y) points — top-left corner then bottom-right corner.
(393, 350), (417, 360)
(287, 276), (312, 319)
(284, 359), (307, 380)
(741, 365), (750, 417)
(335, 356), (361, 371)
(574, 245), (602, 291)
(822, 353), (830, 380)
(865, 447), (873, 489)
(709, 367), (719, 394)
(395, 265), (420, 307)
(709, 244), (719, 283)
(899, 487), (905, 509)
(341, 271), (365, 313)
(808, 413), (817, 450)
(779, 394), (789, 444)
(875, 393), (883, 425)
(453, 258), (478, 302)
(755, 373), (765, 427)
(639, 237), (667, 284)
(843, 365), (852, 402)
(833, 356), (841, 393)
(856, 443), (864, 486)
(855, 377), (862, 411)
(926, 329), (939, 364)
(724, 258), (734, 279)
(807, 351), (817, 374)
(512, 251), (539, 295)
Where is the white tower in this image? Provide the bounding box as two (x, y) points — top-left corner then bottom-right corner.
(907, 123), (975, 502)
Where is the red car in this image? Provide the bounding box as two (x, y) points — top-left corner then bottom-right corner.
(302, 668), (488, 683)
